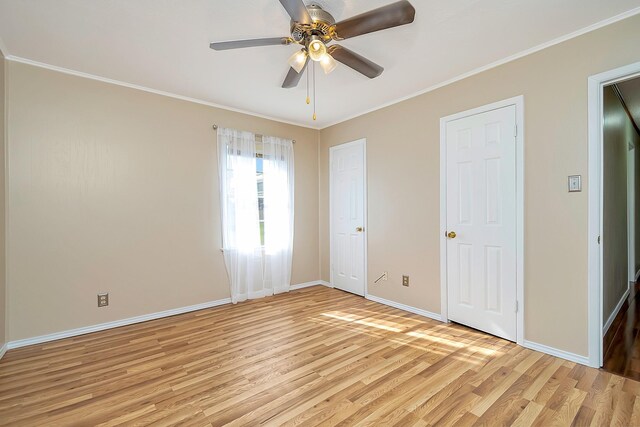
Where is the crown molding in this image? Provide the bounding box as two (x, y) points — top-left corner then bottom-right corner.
(5, 55), (321, 131)
(321, 6), (640, 129)
(2, 7), (639, 130)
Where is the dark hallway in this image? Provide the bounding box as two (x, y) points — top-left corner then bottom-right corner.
(602, 75), (640, 380)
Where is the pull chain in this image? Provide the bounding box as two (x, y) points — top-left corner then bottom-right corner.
(306, 61), (310, 105)
(313, 61), (317, 121)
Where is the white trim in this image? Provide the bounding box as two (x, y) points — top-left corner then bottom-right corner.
(363, 140), (368, 299)
(522, 340), (591, 366)
(5, 56), (320, 131)
(0, 343), (7, 361)
(603, 287), (630, 335)
(290, 280), (333, 290)
(5, 282), (335, 351)
(588, 61), (640, 368)
(7, 298), (231, 350)
(628, 147), (636, 282)
(439, 116), (448, 323)
(439, 95), (525, 345)
(322, 7), (640, 129)
(366, 294), (444, 322)
(329, 138), (367, 297)
(3, 8), (637, 132)
(0, 35), (9, 58)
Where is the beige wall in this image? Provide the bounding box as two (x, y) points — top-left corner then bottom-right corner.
(319, 15), (640, 356)
(602, 85), (639, 322)
(6, 62), (319, 341)
(0, 50), (6, 347)
(4, 13), (640, 356)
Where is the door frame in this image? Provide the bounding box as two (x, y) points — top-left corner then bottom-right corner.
(587, 61), (640, 368)
(329, 138), (368, 297)
(439, 95), (525, 345)
(629, 144), (636, 283)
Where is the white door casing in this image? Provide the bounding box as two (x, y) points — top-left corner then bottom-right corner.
(628, 146), (636, 282)
(440, 97), (524, 343)
(330, 139), (366, 296)
(588, 62), (640, 368)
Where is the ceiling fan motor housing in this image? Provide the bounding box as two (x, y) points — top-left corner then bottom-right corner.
(290, 4), (335, 43)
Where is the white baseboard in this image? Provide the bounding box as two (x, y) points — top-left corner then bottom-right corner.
(290, 280), (332, 290)
(7, 298), (231, 350)
(365, 294), (443, 322)
(6, 281), (335, 350)
(523, 340), (590, 366)
(603, 287), (630, 335)
(0, 343), (7, 361)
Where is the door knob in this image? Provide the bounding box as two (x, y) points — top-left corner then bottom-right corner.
(356, 226), (364, 232)
(447, 231), (457, 239)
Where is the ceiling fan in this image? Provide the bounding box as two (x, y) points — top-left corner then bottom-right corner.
(209, 0), (416, 89)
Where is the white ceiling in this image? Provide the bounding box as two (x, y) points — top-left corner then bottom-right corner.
(617, 76), (640, 133)
(1, 0), (639, 128)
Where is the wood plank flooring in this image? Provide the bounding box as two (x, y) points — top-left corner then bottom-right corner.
(603, 282), (640, 381)
(0, 286), (638, 426)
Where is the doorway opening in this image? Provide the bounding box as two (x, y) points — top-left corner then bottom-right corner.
(599, 77), (640, 378)
(588, 61), (640, 370)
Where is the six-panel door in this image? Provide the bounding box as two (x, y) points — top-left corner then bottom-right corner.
(446, 106), (517, 341)
(331, 141), (366, 296)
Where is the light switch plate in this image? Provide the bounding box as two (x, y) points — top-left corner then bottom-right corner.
(568, 175), (581, 192)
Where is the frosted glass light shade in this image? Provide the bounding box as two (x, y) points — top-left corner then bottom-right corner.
(308, 39), (327, 62)
(320, 53), (337, 74)
(288, 50), (307, 73)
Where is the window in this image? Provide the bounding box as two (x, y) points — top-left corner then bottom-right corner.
(217, 126), (295, 302)
(256, 156), (265, 246)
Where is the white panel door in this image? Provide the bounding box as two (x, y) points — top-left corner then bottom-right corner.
(330, 140), (366, 296)
(446, 105), (517, 341)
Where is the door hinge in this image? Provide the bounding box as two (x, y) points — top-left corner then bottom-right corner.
(514, 125), (518, 137)
(515, 300), (519, 313)
(597, 235), (601, 244)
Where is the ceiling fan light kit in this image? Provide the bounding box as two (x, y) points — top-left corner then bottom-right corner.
(288, 49), (308, 73)
(210, 0), (416, 121)
(307, 35), (327, 62)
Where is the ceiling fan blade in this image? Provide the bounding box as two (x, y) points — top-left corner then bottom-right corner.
(210, 37), (290, 51)
(282, 57), (310, 88)
(333, 0), (415, 40)
(278, 0), (312, 24)
(327, 45), (383, 79)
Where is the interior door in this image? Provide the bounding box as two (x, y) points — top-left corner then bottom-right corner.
(330, 140), (366, 296)
(445, 105), (517, 341)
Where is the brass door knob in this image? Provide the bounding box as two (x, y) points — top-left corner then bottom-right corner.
(447, 231), (457, 239)
(356, 227), (364, 232)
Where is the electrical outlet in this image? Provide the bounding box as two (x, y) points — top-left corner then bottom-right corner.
(97, 293), (109, 307)
(402, 275), (410, 287)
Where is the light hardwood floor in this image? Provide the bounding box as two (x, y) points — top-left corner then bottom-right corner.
(1, 286), (639, 426)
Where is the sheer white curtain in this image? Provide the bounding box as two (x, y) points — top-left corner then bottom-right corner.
(262, 136), (295, 295)
(217, 127), (263, 303)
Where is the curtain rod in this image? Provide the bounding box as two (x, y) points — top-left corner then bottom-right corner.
(212, 124), (296, 144)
